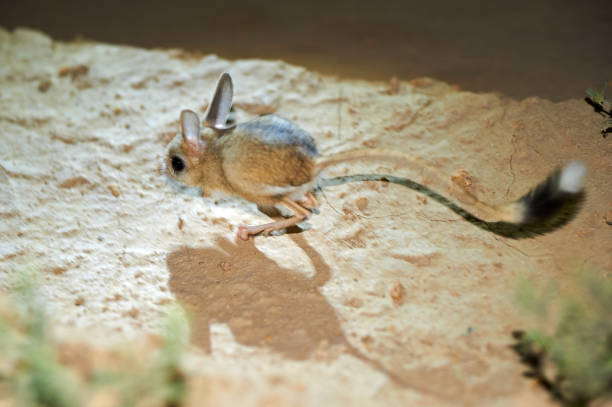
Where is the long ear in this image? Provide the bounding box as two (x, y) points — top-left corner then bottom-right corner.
(205, 72), (236, 131)
(180, 109), (204, 160)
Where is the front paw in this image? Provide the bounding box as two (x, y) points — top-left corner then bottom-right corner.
(236, 225), (251, 241)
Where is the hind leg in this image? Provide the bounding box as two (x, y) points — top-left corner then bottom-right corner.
(297, 191), (319, 210)
(237, 198), (312, 240)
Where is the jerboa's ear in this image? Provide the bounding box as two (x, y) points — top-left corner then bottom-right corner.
(205, 72), (236, 131)
(180, 109), (204, 160)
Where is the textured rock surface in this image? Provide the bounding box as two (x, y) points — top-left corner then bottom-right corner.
(0, 27), (610, 406)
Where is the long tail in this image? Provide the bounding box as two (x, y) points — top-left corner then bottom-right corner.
(315, 149), (586, 224)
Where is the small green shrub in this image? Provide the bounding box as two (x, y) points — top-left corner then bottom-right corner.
(1, 269), (190, 407)
(109, 305), (189, 407)
(585, 83), (612, 137)
(514, 266), (612, 406)
(0, 268), (83, 407)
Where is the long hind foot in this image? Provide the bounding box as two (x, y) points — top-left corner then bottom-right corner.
(236, 216), (303, 240)
(236, 198), (311, 240)
(297, 192), (319, 210)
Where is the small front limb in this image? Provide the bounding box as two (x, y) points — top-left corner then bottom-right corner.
(237, 198), (311, 240)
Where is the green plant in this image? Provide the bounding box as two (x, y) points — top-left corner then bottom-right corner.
(0, 268), (83, 407)
(585, 83), (612, 137)
(514, 266), (612, 406)
(0, 269), (191, 407)
(109, 306), (189, 407)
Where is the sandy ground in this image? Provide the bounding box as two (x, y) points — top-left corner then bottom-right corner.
(0, 28), (610, 406)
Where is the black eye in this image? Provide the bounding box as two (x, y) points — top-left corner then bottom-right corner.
(171, 155), (185, 173)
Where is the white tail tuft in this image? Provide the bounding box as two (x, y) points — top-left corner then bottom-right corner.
(559, 161), (586, 193)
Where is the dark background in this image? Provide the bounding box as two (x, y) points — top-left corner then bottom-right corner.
(1, 0), (611, 101)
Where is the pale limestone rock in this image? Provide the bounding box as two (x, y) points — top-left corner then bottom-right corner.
(0, 27), (609, 406)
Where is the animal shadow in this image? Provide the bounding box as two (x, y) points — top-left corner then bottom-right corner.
(167, 234), (408, 385)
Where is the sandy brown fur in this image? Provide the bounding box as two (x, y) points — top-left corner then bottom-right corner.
(201, 128), (317, 206)
(166, 74), (584, 239)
